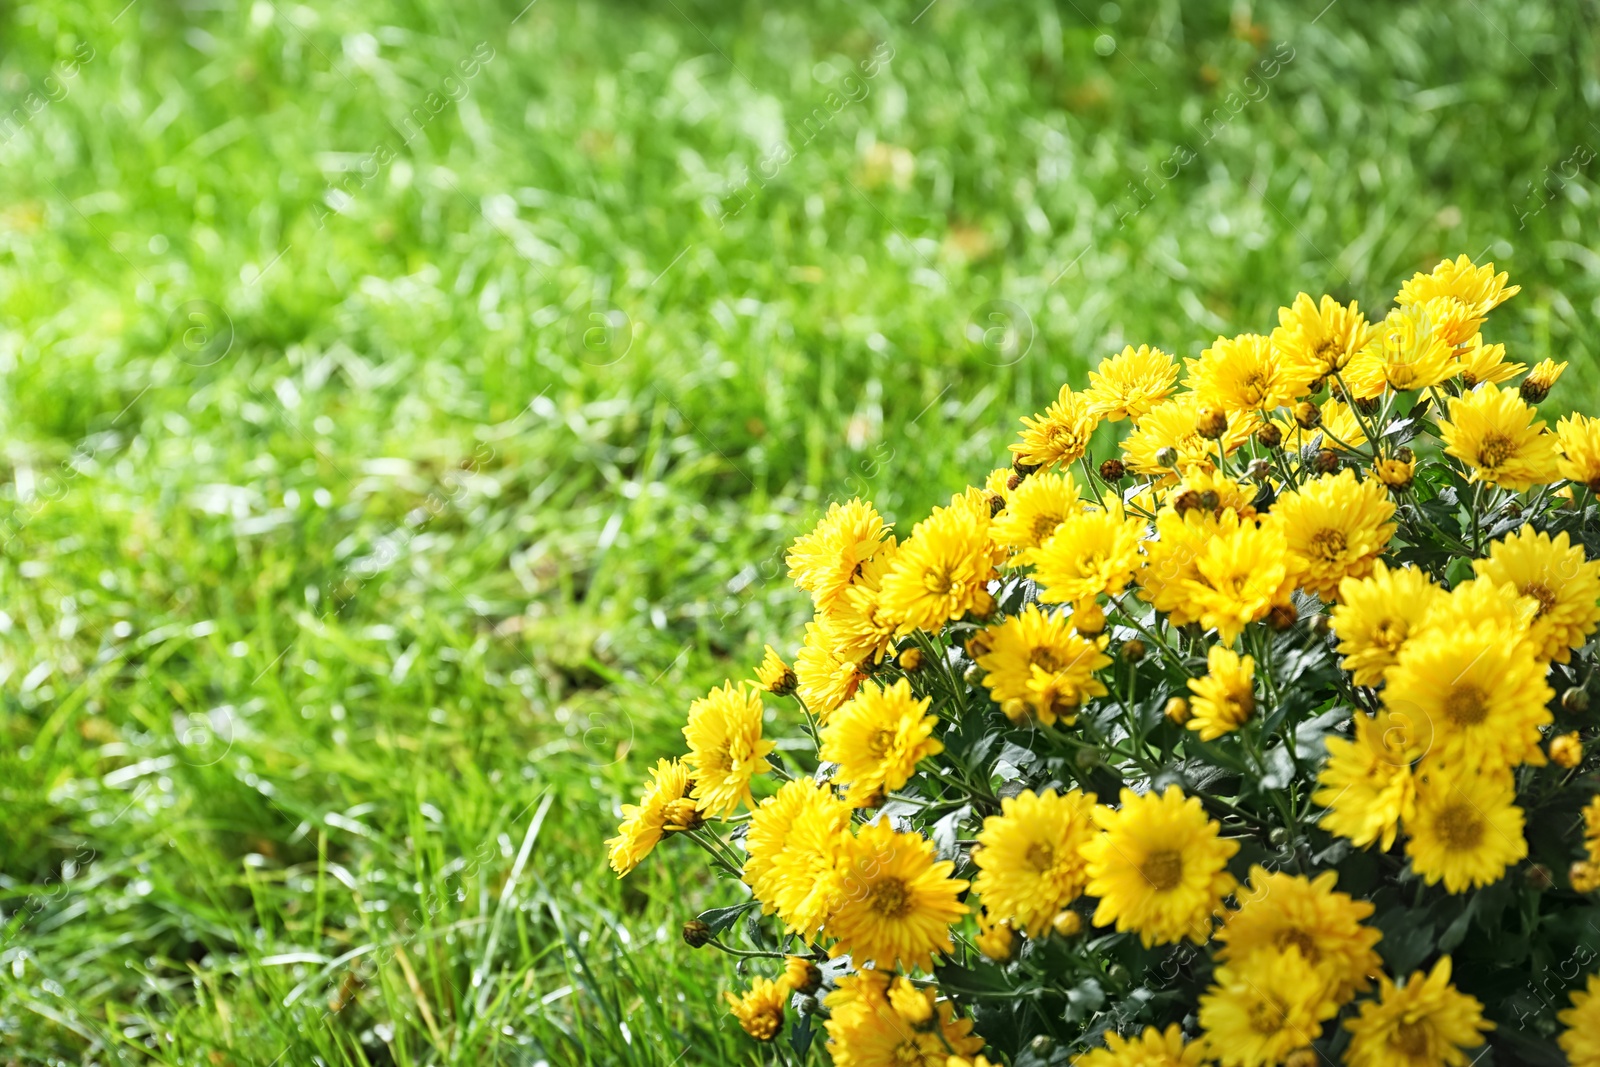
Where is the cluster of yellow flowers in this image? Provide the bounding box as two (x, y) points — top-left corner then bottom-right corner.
(607, 256), (1600, 1066)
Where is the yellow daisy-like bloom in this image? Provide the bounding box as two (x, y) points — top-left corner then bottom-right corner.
(723, 976), (789, 1042)
(1177, 514), (1294, 642)
(1031, 502), (1146, 608)
(828, 819), (970, 972)
(974, 603), (1110, 725)
(1270, 469), (1396, 600)
(756, 644), (797, 696)
(795, 620), (866, 720)
(1186, 645), (1255, 742)
(1087, 344), (1180, 422)
(1214, 866), (1382, 1002)
(1439, 383), (1560, 490)
(1197, 945), (1337, 1067)
(1187, 332), (1307, 415)
(1330, 561), (1444, 687)
(1272, 293), (1372, 385)
(1397, 254), (1519, 318)
(1344, 957), (1492, 1067)
(1140, 509), (1222, 627)
(786, 498), (891, 612)
(1072, 1023), (1207, 1067)
(1312, 710), (1420, 851)
(971, 788), (1098, 935)
(1455, 334), (1525, 388)
(1272, 398), (1369, 454)
(1419, 574), (1538, 636)
(1583, 795), (1600, 866)
(990, 470), (1081, 556)
(763, 783), (854, 937)
(822, 539), (903, 667)
(824, 971), (983, 1067)
(819, 678), (944, 807)
(879, 500), (997, 635)
(1382, 622), (1552, 772)
(744, 778), (828, 907)
(1011, 384), (1100, 469)
(1558, 413), (1600, 491)
(606, 758), (692, 876)
(1474, 525), (1600, 663)
(1522, 357), (1567, 400)
(682, 681), (775, 816)
(1405, 765), (1527, 893)
(1121, 394), (1252, 477)
(1560, 973), (1600, 1067)
(1081, 786), (1239, 947)
(1344, 303), (1459, 394)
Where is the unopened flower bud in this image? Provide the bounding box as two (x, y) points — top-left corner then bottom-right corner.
(1051, 910), (1083, 938)
(1551, 731), (1583, 768)
(682, 920), (713, 948)
(1573, 860), (1600, 893)
(1255, 423), (1283, 450)
(1353, 396), (1380, 415)
(1155, 446), (1180, 469)
(989, 494), (1006, 517)
(965, 632), (994, 660)
(1293, 402), (1321, 430)
(1173, 489), (1201, 514)
(1099, 458), (1126, 482)
(1285, 1050), (1319, 1067)
(1196, 406), (1228, 440)
(1012, 459), (1039, 477)
(1246, 458), (1273, 483)
(1197, 489), (1220, 512)
(1267, 602), (1298, 631)
(1395, 446), (1415, 463)
(1074, 603), (1106, 636)
(1164, 696), (1191, 725)
(1314, 448), (1340, 475)
(1375, 457), (1414, 492)
(1565, 687), (1591, 715)
(1521, 376), (1554, 404)
(975, 915), (1015, 962)
(1121, 639), (1147, 664)
(1006, 472), (1023, 490)
(784, 956), (822, 995)
(898, 646), (924, 672)
(1527, 863), (1555, 891)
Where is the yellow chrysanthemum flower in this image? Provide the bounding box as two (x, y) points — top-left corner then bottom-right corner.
(1583, 795), (1600, 866)
(1010, 384), (1099, 469)
(1418, 573), (1538, 636)
(1382, 622), (1552, 772)
(824, 971), (983, 1067)
(1197, 945), (1337, 1067)
(879, 500), (997, 634)
(1214, 866), (1381, 1002)
(745, 780), (828, 907)
(819, 678), (944, 807)
(974, 603), (1110, 725)
(1473, 525), (1600, 663)
(1522, 357), (1567, 401)
(1121, 394), (1252, 477)
(1405, 765), (1527, 893)
(1269, 469), (1396, 600)
(1329, 561), (1444, 687)
(758, 782), (854, 936)
(1081, 786), (1239, 947)
(827, 820), (970, 973)
(682, 681), (775, 816)
(1186, 332), (1307, 415)
(990, 470), (1081, 556)
(1455, 334), (1525, 389)
(1176, 514), (1294, 642)
(1272, 398), (1369, 454)
(1397, 254), (1519, 318)
(1031, 502), (1146, 608)
(1186, 645), (1255, 742)
(974, 909), (1016, 961)
(756, 644), (797, 696)
(1312, 710), (1419, 851)
(1560, 973), (1600, 1067)
(787, 498), (891, 612)
(822, 538), (903, 666)
(1073, 1023), (1207, 1067)
(1558, 413), (1600, 491)
(1343, 303), (1460, 394)
(1140, 509), (1222, 626)
(1087, 344), (1180, 422)
(971, 788), (1098, 935)
(795, 619), (866, 719)
(1439, 383), (1560, 490)
(1272, 293), (1372, 385)
(606, 758), (692, 876)
(1344, 957), (1492, 1067)
(724, 975), (789, 1041)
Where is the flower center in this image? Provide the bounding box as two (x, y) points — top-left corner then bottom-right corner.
(1026, 842), (1055, 872)
(1522, 582), (1556, 618)
(1248, 997), (1285, 1035)
(869, 877), (912, 919)
(1140, 849), (1185, 891)
(1031, 647), (1064, 672)
(1477, 432), (1514, 469)
(868, 728), (895, 758)
(1309, 527), (1348, 561)
(1032, 513), (1063, 544)
(1437, 803), (1485, 850)
(1393, 1019), (1431, 1057)
(923, 566), (955, 596)
(1372, 617), (1408, 653)
(1444, 684), (1488, 726)
(1273, 928), (1319, 963)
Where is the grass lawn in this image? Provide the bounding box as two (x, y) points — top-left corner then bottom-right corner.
(1, 0), (1598, 1062)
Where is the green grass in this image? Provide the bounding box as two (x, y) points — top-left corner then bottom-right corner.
(1, 0), (1598, 1062)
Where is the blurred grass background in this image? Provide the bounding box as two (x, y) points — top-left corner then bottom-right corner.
(0, 0), (1597, 1062)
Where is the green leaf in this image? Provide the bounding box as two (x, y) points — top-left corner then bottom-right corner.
(696, 900), (758, 935)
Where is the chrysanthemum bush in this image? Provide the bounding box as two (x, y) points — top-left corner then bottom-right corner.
(606, 256), (1600, 1066)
